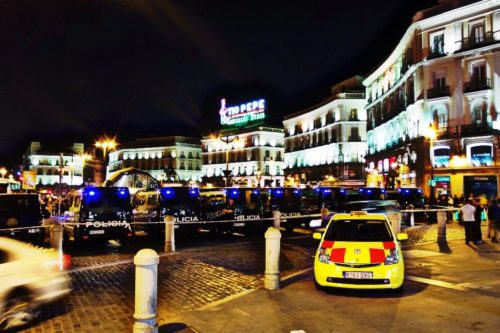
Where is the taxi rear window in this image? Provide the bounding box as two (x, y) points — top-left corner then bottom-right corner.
(324, 219), (393, 242)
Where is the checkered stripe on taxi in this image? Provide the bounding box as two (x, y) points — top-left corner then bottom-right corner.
(320, 240), (396, 264)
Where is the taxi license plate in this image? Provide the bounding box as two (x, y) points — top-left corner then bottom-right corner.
(233, 222), (245, 227)
(89, 230), (105, 235)
(343, 271), (373, 279)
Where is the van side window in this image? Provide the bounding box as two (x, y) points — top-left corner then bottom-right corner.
(147, 195), (157, 206)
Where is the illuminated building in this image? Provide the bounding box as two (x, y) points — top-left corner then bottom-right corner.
(201, 98), (285, 187)
(107, 136), (202, 184)
(364, 0), (500, 199)
(283, 76), (367, 185)
(23, 141), (89, 189)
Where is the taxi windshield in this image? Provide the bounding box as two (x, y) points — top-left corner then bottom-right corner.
(324, 219), (393, 242)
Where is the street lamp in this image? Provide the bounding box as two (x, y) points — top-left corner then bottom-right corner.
(95, 138), (117, 161)
(95, 138), (117, 183)
(425, 123), (437, 206)
(0, 167), (6, 179)
(218, 134), (239, 187)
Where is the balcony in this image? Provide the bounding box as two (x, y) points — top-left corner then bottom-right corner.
(461, 123), (496, 136)
(464, 79), (491, 93)
(457, 31), (497, 52)
(427, 48), (446, 60)
(427, 86), (450, 99)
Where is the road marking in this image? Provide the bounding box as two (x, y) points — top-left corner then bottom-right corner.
(405, 275), (468, 291)
(69, 259), (133, 273)
(282, 268), (313, 282)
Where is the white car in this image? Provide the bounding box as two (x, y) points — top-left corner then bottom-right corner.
(0, 237), (71, 330)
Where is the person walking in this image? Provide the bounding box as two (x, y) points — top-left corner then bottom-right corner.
(473, 199), (483, 245)
(459, 199), (476, 245)
(487, 199), (500, 243)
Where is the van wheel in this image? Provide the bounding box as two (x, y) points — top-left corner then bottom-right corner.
(0, 292), (35, 330)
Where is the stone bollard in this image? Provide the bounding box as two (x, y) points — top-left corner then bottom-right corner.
(272, 210), (281, 229)
(50, 223), (64, 270)
(264, 227), (281, 290)
(133, 249), (159, 333)
(437, 210), (447, 243)
(387, 212), (401, 235)
(164, 215), (175, 253)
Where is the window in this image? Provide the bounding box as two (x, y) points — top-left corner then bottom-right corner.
(350, 127), (360, 141)
(430, 31), (445, 55)
(265, 165), (269, 174)
(432, 70), (446, 88)
(349, 109), (358, 121)
(472, 62), (486, 83)
(265, 150), (270, 158)
(471, 101), (487, 125)
(470, 22), (485, 44)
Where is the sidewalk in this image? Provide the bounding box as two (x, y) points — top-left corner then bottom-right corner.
(159, 233), (500, 333)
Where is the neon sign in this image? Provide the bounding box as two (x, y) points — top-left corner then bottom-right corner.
(219, 98), (266, 126)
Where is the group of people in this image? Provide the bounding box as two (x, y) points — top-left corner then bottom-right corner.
(459, 197), (500, 245)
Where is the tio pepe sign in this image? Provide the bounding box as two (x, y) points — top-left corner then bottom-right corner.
(219, 98), (266, 126)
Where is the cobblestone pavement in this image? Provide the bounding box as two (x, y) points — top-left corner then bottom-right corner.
(21, 234), (316, 332)
(20, 222), (480, 332)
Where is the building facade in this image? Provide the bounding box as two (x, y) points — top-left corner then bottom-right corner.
(24, 141), (89, 188)
(201, 98), (285, 187)
(364, 0), (500, 199)
(283, 76), (367, 186)
(107, 136), (202, 183)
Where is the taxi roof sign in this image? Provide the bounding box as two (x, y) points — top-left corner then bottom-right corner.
(350, 211), (368, 216)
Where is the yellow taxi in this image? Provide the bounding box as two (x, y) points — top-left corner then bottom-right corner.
(313, 211), (408, 290)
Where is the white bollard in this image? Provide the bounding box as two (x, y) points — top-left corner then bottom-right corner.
(264, 227), (281, 290)
(164, 215), (175, 253)
(133, 249), (159, 333)
(437, 210), (447, 243)
(50, 223), (64, 270)
(410, 212), (415, 227)
(387, 212), (401, 235)
(272, 210), (281, 229)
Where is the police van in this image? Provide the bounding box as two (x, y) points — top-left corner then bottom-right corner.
(158, 186), (202, 235)
(63, 187), (134, 243)
(218, 187), (265, 234)
(267, 187), (305, 232)
(131, 189), (160, 235)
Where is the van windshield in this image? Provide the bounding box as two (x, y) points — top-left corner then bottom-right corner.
(324, 219), (393, 242)
(82, 188), (130, 210)
(160, 188), (199, 207)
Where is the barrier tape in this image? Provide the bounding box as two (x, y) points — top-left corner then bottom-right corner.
(1, 207), (458, 231)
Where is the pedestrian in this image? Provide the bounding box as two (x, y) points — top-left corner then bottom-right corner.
(473, 199), (483, 245)
(487, 199), (500, 243)
(459, 199), (476, 245)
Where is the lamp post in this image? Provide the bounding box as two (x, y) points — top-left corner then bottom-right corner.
(95, 138), (117, 161)
(425, 123), (437, 206)
(95, 138), (117, 183)
(218, 135), (239, 187)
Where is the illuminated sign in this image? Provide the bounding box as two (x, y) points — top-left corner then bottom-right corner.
(219, 98), (266, 126)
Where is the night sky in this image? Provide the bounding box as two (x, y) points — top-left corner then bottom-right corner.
(0, 0), (438, 167)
